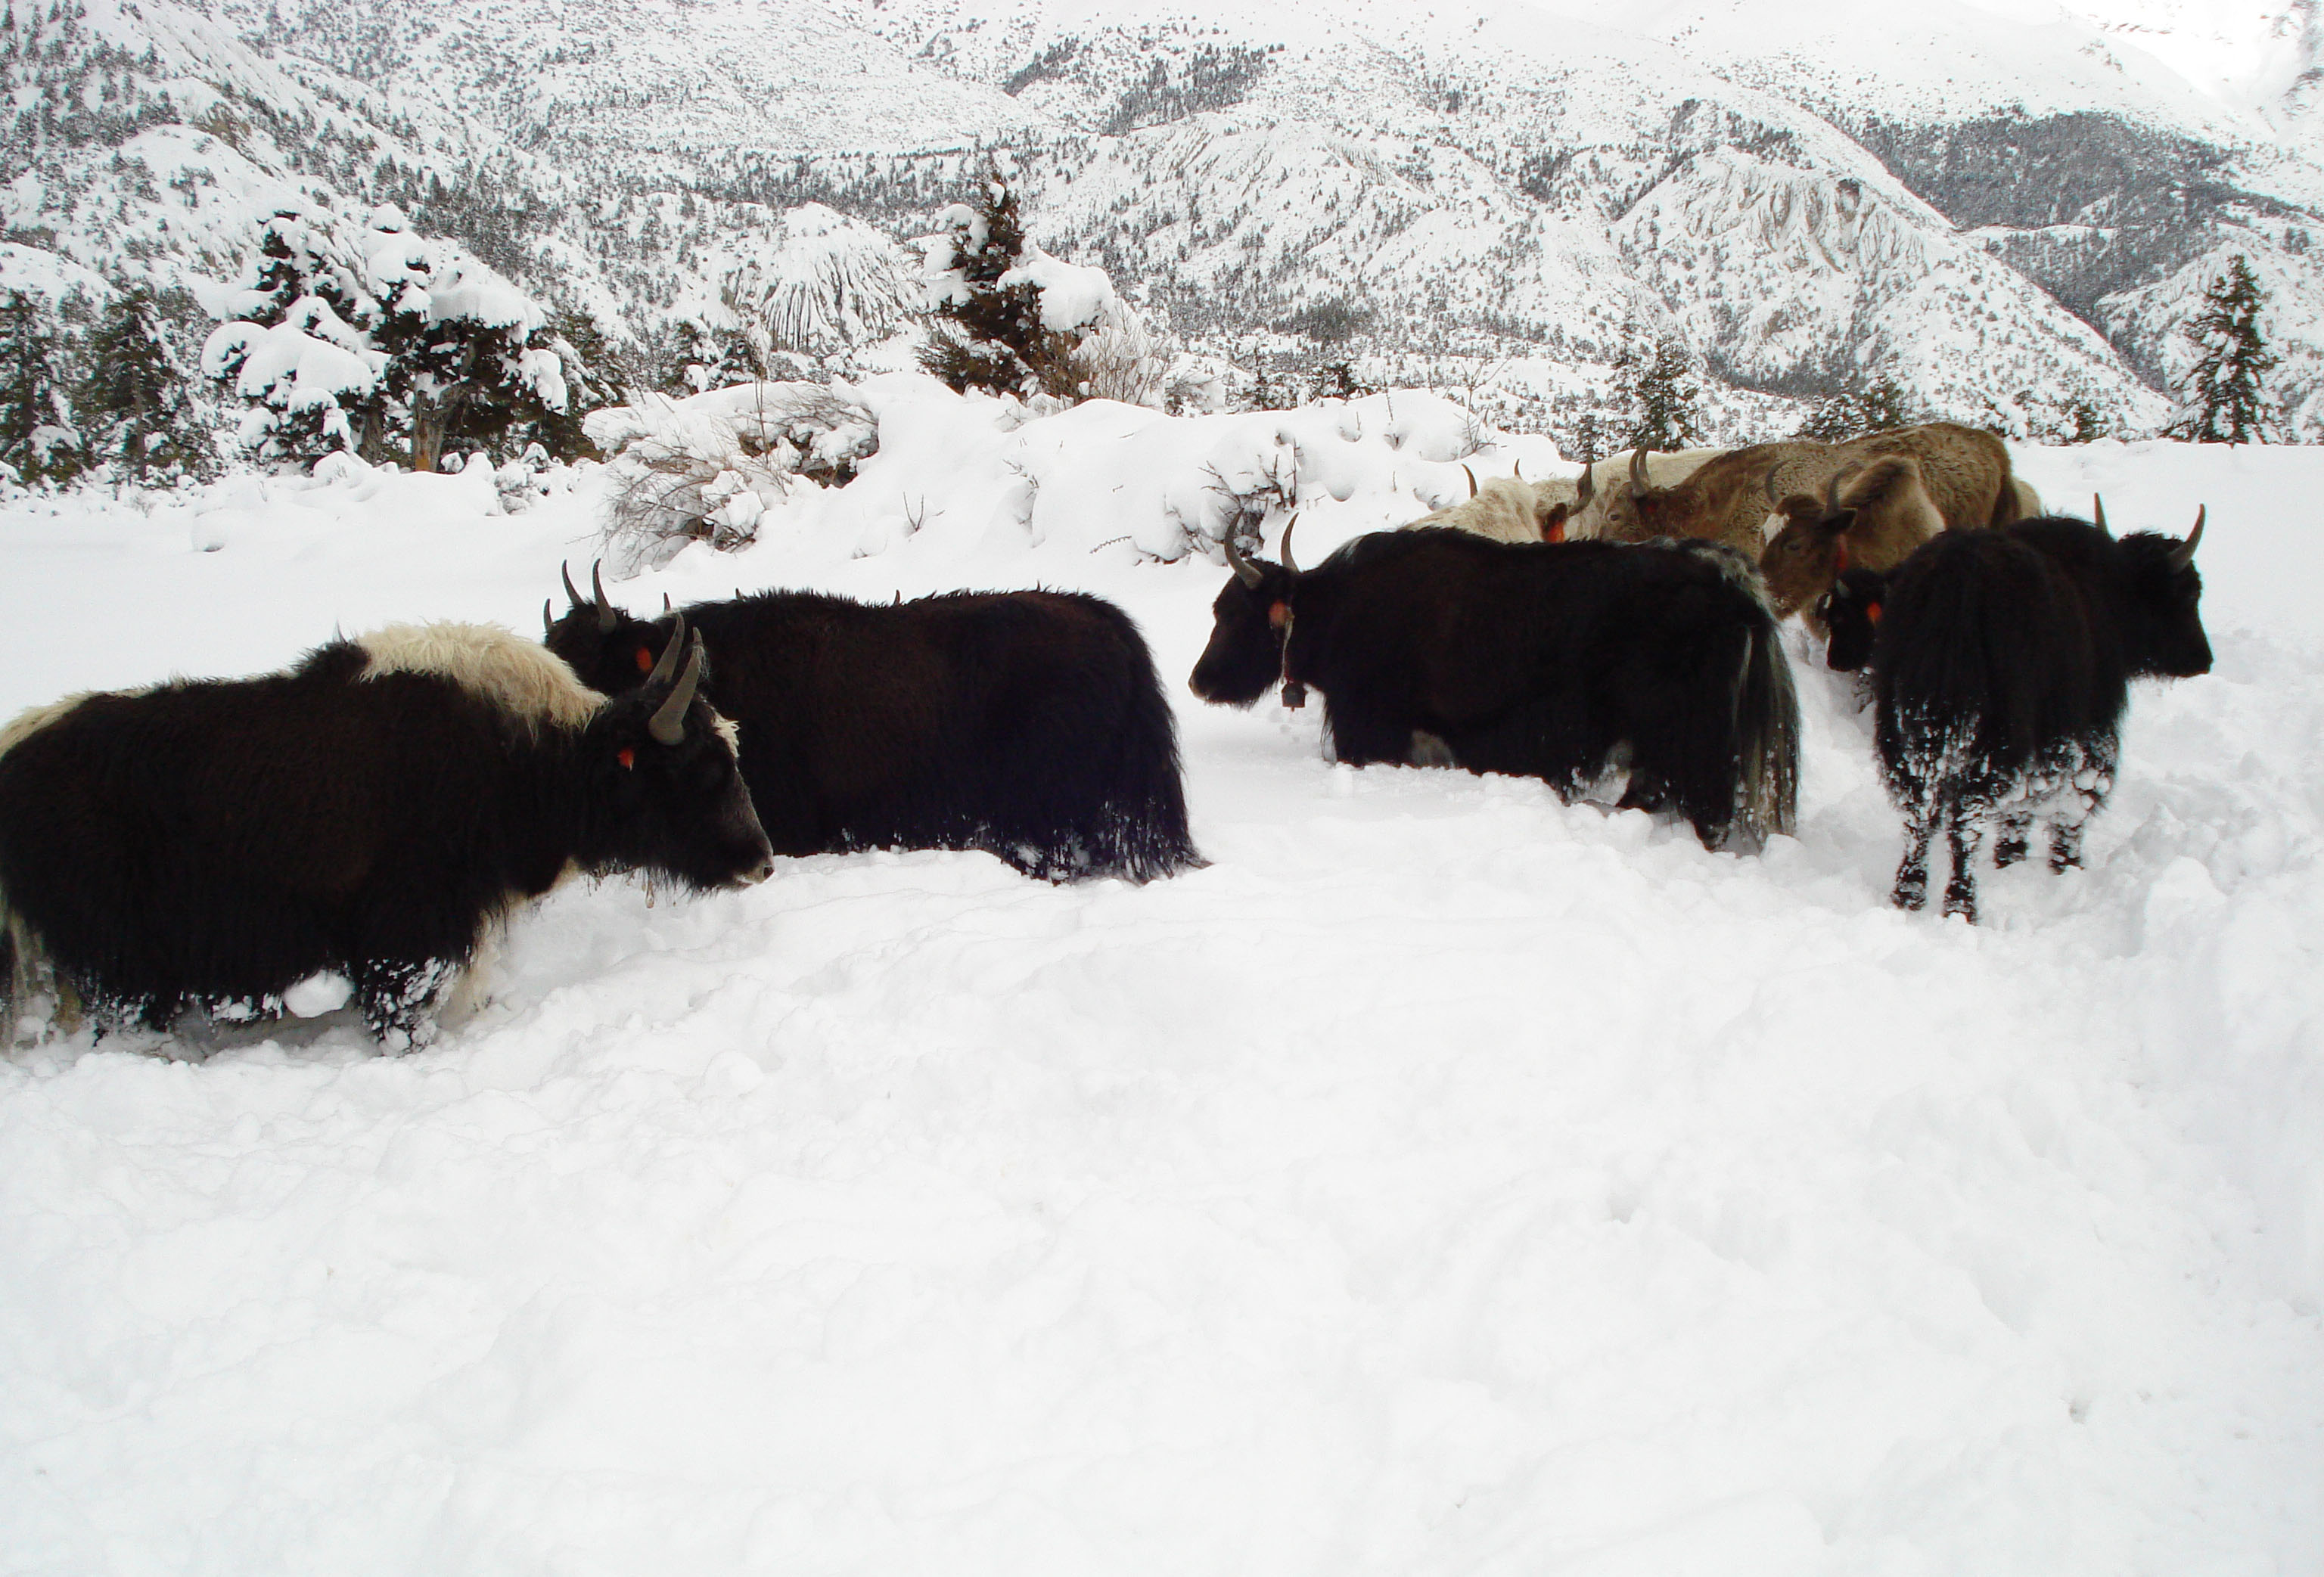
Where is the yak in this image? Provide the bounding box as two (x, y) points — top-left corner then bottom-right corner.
(544, 567), (1201, 883)
(1552, 448), (1729, 542)
(1759, 455), (1949, 624)
(1403, 465), (1563, 543)
(1607, 424), (2018, 557)
(0, 619), (772, 1045)
(1833, 501), (2212, 921)
(1188, 522), (1800, 847)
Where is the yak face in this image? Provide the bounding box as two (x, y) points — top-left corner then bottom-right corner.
(1189, 556), (1296, 706)
(2116, 524), (2213, 680)
(1760, 495), (1857, 618)
(1817, 567), (1887, 673)
(580, 621), (773, 892)
(543, 564), (675, 699)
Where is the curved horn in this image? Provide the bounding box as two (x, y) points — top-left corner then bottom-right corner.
(1279, 514), (1301, 576)
(663, 592), (673, 613)
(1627, 446), (1652, 501)
(2168, 505), (2205, 570)
(1223, 535), (1266, 588)
(2093, 494), (2108, 532)
(561, 560), (585, 610)
(1513, 459), (1523, 480)
(648, 632), (705, 747)
(592, 561), (616, 635)
(1462, 464), (1478, 498)
(1825, 463), (1862, 514)
(1763, 464), (1785, 508)
(648, 611), (688, 688)
(542, 598), (554, 637)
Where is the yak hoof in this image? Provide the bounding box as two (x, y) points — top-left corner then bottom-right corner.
(1409, 730), (1457, 768)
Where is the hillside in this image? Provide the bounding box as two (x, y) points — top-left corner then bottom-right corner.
(5, 0), (2324, 440)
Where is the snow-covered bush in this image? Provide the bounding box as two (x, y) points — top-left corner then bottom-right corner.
(204, 204), (595, 471)
(587, 380), (879, 564)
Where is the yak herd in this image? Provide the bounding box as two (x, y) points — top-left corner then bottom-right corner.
(0, 420), (2211, 1047)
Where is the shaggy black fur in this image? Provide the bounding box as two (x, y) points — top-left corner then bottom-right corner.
(546, 587), (1201, 883)
(1189, 526), (1801, 847)
(0, 640), (772, 1043)
(1863, 515), (2211, 922)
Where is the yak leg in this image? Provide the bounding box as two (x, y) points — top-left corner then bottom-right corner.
(1893, 817), (1934, 911)
(352, 958), (457, 1049)
(2049, 818), (2086, 874)
(1994, 812), (2032, 868)
(1943, 816), (1987, 923)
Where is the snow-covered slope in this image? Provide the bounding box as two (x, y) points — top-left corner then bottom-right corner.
(3, 382), (2321, 1572)
(8, 0), (2324, 436)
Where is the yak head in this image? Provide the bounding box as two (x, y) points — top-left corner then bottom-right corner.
(1189, 521), (1302, 706)
(1816, 567), (1889, 673)
(542, 560), (687, 698)
(1760, 467), (1864, 619)
(577, 611), (773, 892)
(2105, 498), (2214, 680)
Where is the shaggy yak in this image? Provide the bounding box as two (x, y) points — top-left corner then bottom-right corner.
(0, 619), (772, 1045)
(1822, 501), (2212, 921)
(1605, 423), (2018, 559)
(1188, 520), (1799, 848)
(545, 566), (1201, 883)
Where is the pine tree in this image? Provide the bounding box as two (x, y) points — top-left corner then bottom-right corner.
(918, 178), (1077, 400)
(0, 290), (85, 486)
(77, 284), (212, 481)
(1620, 336), (1701, 452)
(2170, 255), (2276, 445)
(1796, 375), (1912, 442)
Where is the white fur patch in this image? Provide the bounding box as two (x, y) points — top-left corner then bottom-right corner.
(712, 713), (741, 756)
(357, 622), (605, 737)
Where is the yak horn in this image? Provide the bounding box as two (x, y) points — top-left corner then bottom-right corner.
(1763, 465), (1785, 508)
(2093, 494), (2108, 532)
(1462, 464), (1478, 498)
(1627, 446), (1652, 500)
(1279, 514), (1301, 576)
(561, 560), (585, 610)
(542, 598), (554, 637)
(648, 631), (705, 747)
(1574, 464), (1595, 508)
(663, 592), (673, 612)
(648, 611), (688, 688)
(2169, 505), (2205, 569)
(1514, 459), (1523, 480)
(1825, 463), (1861, 514)
(591, 562), (616, 634)
(1223, 535), (1266, 588)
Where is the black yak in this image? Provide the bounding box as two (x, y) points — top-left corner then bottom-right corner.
(0, 619), (772, 1045)
(1842, 502), (2212, 921)
(1188, 523), (1800, 847)
(544, 567), (1200, 883)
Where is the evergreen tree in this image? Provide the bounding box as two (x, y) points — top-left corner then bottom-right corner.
(0, 290), (85, 486)
(2170, 255), (2277, 445)
(918, 178), (1077, 400)
(76, 283), (213, 481)
(1619, 335), (1701, 452)
(1797, 375), (1912, 442)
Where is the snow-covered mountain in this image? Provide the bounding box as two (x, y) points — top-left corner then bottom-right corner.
(7, 0), (2323, 439)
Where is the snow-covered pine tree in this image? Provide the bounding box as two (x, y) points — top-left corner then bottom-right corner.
(1796, 375), (1912, 441)
(0, 290), (85, 487)
(77, 283), (213, 482)
(2169, 255), (2277, 445)
(919, 178), (1077, 401)
(1620, 337), (1702, 452)
(722, 203), (914, 376)
(203, 207), (387, 465)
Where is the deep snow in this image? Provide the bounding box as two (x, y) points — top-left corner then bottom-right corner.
(2, 387), (2320, 1574)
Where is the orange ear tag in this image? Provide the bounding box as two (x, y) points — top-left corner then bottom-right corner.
(635, 646), (654, 673)
(1547, 517), (1567, 543)
(1268, 601), (1291, 630)
(1866, 602), (1882, 625)
(1834, 539), (1850, 573)
(618, 747), (635, 769)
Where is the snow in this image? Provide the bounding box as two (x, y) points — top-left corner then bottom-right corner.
(2, 389), (2321, 1572)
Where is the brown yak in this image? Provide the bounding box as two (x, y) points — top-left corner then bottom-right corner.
(1758, 455), (1947, 626)
(1604, 422), (2018, 560)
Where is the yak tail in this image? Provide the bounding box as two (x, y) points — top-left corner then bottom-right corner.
(1732, 613), (1802, 843)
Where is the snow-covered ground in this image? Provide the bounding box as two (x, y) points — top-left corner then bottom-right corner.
(3, 386), (2320, 1573)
